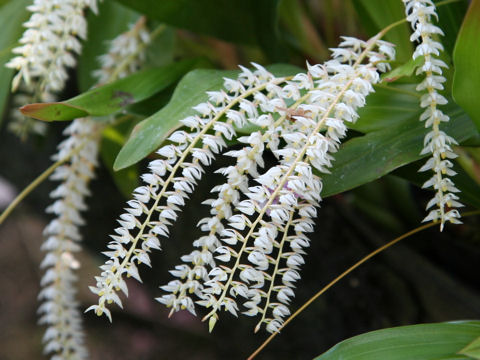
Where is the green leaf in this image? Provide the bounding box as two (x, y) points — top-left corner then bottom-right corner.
(436, 0), (469, 57)
(78, 1), (139, 91)
(113, 64), (302, 170)
(453, 0), (480, 131)
(460, 335), (480, 359)
(0, 0), (12, 8)
(381, 56), (424, 83)
(0, 0), (31, 125)
(113, 68), (235, 170)
(351, 84), (422, 133)
(322, 106), (477, 197)
(114, 0), (282, 57)
(21, 59), (202, 121)
(315, 321), (480, 360)
(352, 0), (413, 62)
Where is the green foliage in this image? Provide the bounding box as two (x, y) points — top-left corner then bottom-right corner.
(114, 64), (301, 170)
(315, 321), (480, 360)
(453, 0), (480, 131)
(114, 0), (284, 60)
(21, 60), (203, 121)
(0, 0), (30, 124)
(78, 1), (140, 91)
(352, 0), (413, 62)
(323, 106), (476, 197)
(460, 335), (480, 359)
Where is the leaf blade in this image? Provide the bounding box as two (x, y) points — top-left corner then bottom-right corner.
(0, 0), (31, 125)
(113, 64), (303, 170)
(114, 0), (279, 46)
(21, 59), (202, 121)
(315, 321), (480, 360)
(322, 107), (476, 197)
(452, 0), (480, 131)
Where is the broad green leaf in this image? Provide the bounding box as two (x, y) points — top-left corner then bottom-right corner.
(351, 84), (422, 133)
(113, 68), (236, 170)
(126, 83), (176, 117)
(114, 0), (283, 59)
(78, 1), (139, 91)
(113, 64), (302, 170)
(453, 0), (480, 131)
(352, 0), (413, 62)
(436, 0), (469, 57)
(0, 0), (31, 125)
(381, 56), (424, 82)
(322, 106), (477, 197)
(315, 321), (480, 360)
(21, 59), (202, 121)
(460, 335), (480, 359)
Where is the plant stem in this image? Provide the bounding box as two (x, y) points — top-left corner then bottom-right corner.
(0, 144), (85, 225)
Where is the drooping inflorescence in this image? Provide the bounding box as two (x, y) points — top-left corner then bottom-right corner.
(93, 16), (151, 85)
(5, 0), (98, 139)
(38, 17), (151, 359)
(87, 64), (289, 321)
(89, 34), (395, 333)
(6, 0), (98, 93)
(403, 0), (462, 230)
(39, 118), (101, 360)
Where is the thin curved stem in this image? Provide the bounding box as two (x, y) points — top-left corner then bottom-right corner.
(0, 142), (86, 226)
(247, 210), (480, 359)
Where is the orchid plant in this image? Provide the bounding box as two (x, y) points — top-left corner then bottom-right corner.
(0, 0), (479, 359)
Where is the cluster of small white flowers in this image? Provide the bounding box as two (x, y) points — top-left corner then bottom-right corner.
(193, 37), (394, 333)
(93, 16), (150, 84)
(148, 37), (395, 333)
(403, 0), (462, 230)
(39, 118), (101, 360)
(38, 18), (152, 359)
(6, 0), (98, 139)
(88, 64), (287, 321)
(6, 0), (98, 93)
(156, 66), (287, 317)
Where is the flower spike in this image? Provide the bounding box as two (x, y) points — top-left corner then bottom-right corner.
(403, 0), (462, 230)
(153, 37), (395, 333)
(89, 64), (288, 320)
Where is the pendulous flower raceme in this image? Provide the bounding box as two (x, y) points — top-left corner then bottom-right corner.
(6, 0), (98, 94)
(403, 0), (462, 231)
(39, 118), (101, 360)
(38, 17), (151, 360)
(89, 34), (396, 333)
(87, 63), (290, 321)
(5, 0), (98, 139)
(93, 16), (151, 85)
